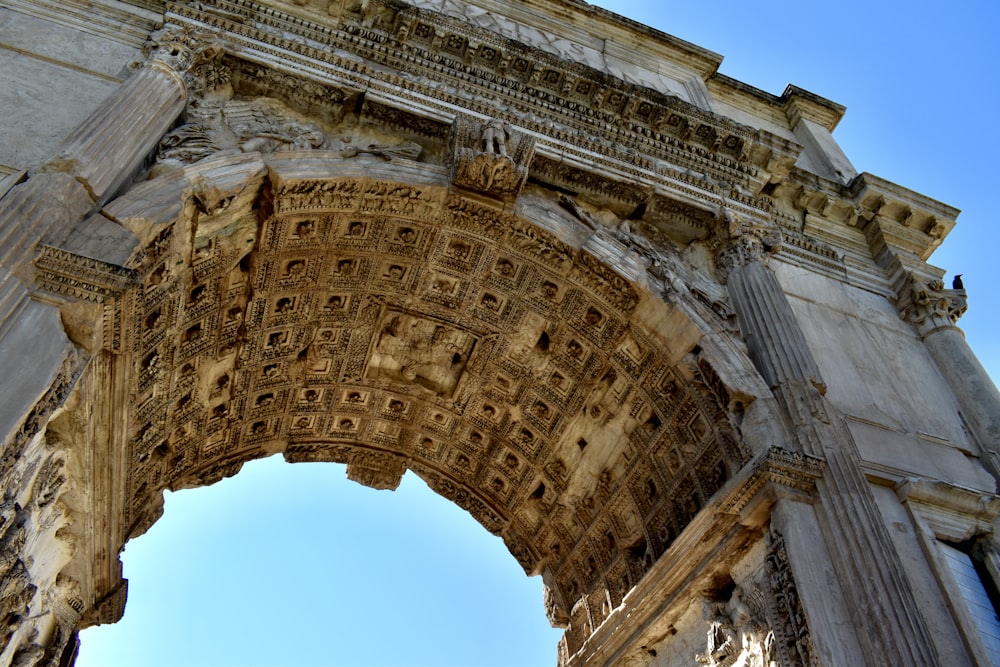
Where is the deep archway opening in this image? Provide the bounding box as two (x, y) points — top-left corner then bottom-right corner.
(60, 155), (751, 662)
(76, 455), (563, 666)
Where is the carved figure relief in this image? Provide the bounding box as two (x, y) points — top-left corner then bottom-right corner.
(697, 587), (777, 667)
(366, 312), (477, 397)
(452, 116), (535, 200)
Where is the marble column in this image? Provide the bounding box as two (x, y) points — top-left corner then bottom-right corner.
(900, 278), (1000, 481)
(0, 29), (202, 279)
(44, 63), (187, 206)
(718, 209), (941, 665)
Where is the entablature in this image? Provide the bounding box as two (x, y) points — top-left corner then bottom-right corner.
(33, 0), (950, 334)
(165, 0), (791, 190)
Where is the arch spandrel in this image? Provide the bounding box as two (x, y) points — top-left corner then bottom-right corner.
(61, 150), (767, 645)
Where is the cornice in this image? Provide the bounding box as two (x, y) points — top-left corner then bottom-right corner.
(5, 0), (159, 48)
(152, 0), (959, 298)
(165, 0), (782, 186)
(34, 245), (138, 303)
(896, 478), (1000, 542)
(781, 84), (846, 132)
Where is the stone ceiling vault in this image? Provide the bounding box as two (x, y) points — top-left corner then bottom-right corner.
(57, 151), (754, 642)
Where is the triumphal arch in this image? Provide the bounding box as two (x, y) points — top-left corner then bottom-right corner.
(1, 0), (999, 665)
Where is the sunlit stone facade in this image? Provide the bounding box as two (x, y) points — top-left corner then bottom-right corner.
(1, 1), (998, 665)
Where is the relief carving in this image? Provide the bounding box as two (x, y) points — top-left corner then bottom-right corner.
(452, 116), (535, 200)
(156, 96), (328, 172)
(366, 312), (477, 397)
(345, 451), (407, 491)
(697, 587), (776, 667)
(765, 529), (818, 666)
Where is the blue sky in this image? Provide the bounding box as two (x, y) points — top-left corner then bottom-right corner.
(76, 2), (999, 665)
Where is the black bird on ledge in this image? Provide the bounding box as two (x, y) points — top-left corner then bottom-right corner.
(953, 274), (964, 290)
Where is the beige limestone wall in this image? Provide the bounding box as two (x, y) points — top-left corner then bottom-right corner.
(773, 260), (995, 492)
(0, 6), (142, 173)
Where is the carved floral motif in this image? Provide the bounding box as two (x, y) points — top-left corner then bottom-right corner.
(712, 204), (783, 280)
(896, 275), (967, 334)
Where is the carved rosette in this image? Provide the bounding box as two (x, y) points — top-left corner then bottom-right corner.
(452, 116), (535, 201)
(896, 276), (967, 337)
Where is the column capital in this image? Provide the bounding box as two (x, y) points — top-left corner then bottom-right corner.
(896, 275), (967, 336)
(134, 26), (228, 97)
(712, 204), (782, 280)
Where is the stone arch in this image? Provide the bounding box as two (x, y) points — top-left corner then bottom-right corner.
(40, 149), (776, 658)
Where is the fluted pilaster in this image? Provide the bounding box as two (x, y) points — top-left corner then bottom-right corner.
(897, 277), (1000, 481)
(718, 221), (940, 665)
(726, 260), (829, 451)
(45, 62), (186, 206)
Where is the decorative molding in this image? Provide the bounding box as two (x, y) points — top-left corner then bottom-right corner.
(711, 204), (782, 281)
(895, 275), (967, 336)
(721, 447), (824, 517)
(896, 478), (1000, 543)
(34, 245), (138, 303)
(766, 527), (819, 666)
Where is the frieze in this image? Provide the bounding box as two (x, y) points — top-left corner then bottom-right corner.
(360, 98), (450, 141)
(641, 194), (714, 245)
(228, 56), (362, 125)
(530, 156), (649, 212)
(168, 0), (777, 191)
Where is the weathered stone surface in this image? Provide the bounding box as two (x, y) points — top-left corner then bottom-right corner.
(0, 1), (998, 666)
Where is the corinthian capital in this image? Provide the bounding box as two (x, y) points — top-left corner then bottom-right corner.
(712, 204), (782, 280)
(134, 26), (229, 96)
(897, 275), (967, 335)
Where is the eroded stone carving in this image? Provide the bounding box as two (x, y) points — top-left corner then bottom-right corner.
(712, 204), (782, 280)
(156, 96), (327, 172)
(896, 275), (967, 335)
(765, 529), (816, 666)
(697, 587), (776, 667)
(366, 312), (477, 397)
(345, 451), (407, 491)
(452, 116), (535, 200)
(138, 26), (228, 87)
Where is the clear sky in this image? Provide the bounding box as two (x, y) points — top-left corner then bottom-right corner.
(76, 1), (1000, 666)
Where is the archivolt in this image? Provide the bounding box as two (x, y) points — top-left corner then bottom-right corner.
(69, 151), (758, 644)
